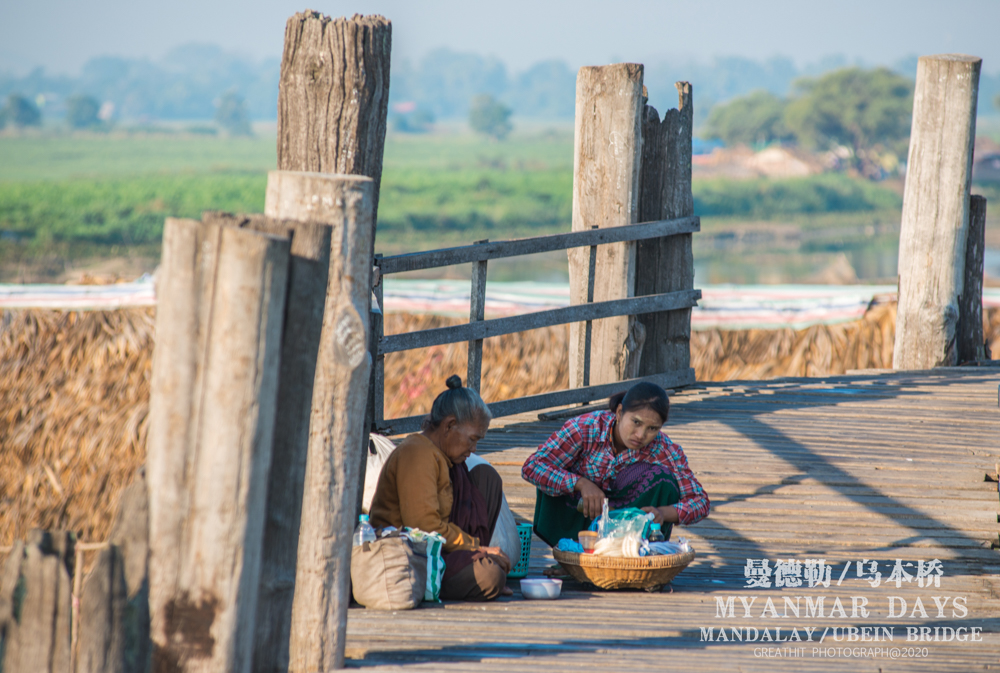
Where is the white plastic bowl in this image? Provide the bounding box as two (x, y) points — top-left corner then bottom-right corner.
(519, 578), (562, 600)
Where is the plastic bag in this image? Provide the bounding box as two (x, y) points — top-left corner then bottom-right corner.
(590, 506), (651, 540)
(647, 537), (693, 556)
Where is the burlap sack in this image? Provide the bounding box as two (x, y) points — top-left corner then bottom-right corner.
(350, 536), (427, 610)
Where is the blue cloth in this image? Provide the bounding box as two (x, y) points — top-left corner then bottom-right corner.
(556, 539), (584, 553)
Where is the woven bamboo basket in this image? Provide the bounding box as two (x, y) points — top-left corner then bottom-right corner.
(552, 548), (696, 591)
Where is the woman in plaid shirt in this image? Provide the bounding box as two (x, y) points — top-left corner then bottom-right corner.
(522, 382), (710, 546)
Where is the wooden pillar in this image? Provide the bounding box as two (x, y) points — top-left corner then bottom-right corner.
(0, 531), (73, 673)
(568, 63), (646, 387)
(277, 10), (391, 235)
(958, 195), (988, 363)
(146, 218), (290, 673)
(467, 240), (488, 393)
(76, 547), (128, 673)
(76, 475), (151, 673)
(276, 10), (389, 613)
(894, 54), (981, 369)
(635, 83), (696, 379)
(199, 209), (332, 673)
(265, 171), (375, 672)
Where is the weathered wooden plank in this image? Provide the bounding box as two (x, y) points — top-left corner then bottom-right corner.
(568, 63), (646, 387)
(378, 216), (699, 274)
(76, 546), (127, 673)
(147, 219), (290, 673)
(0, 531), (73, 673)
(380, 289), (701, 354)
(267, 174), (375, 673)
(958, 194), (988, 363)
(636, 82), (696, 377)
(894, 54), (982, 369)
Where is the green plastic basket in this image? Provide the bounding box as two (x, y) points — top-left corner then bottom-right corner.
(507, 523), (533, 578)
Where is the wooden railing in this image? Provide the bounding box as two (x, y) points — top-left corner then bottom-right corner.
(369, 215), (702, 435)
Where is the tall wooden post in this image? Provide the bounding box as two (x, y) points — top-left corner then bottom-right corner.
(276, 10), (390, 616)
(265, 171), (375, 672)
(146, 219), (290, 673)
(958, 195), (988, 363)
(277, 10), (391, 236)
(568, 63), (645, 387)
(894, 54), (981, 369)
(198, 209), (332, 673)
(635, 83), (697, 379)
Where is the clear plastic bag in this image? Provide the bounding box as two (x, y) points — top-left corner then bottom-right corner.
(591, 502), (651, 540)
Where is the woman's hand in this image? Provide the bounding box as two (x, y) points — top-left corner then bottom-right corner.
(481, 546), (512, 573)
(574, 477), (606, 519)
(641, 505), (680, 525)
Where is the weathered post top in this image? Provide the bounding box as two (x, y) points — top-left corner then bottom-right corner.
(277, 11), (391, 230)
(894, 53), (981, 370)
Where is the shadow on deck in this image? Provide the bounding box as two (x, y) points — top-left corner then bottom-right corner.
(348, 369), (1000, 672)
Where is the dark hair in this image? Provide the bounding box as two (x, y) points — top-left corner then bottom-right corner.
(608, 381), (669, 423)
(422, 375), (493, 431)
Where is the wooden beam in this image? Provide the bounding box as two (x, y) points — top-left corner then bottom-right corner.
(635, 83), (696, 377)
(958, 195), (988, 363)
(568, 63), (646, 387)
(379, 216), (699, 274)
(146, 218), (290, 673)
(277, 11), (391, 237)
(266, 172), (375, 673)
(894, 54), (981, 369)
(380, 289), (702, 354)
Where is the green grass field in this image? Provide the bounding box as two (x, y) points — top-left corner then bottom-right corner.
(0, 128), (937, 283)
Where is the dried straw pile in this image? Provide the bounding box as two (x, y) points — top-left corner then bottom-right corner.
(0, 309), (152, 547)
(691, 303), (899, 380)
(2, 304), (998, 546)
(382, 313), (568, 419)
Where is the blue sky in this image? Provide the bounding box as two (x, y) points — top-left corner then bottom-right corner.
(1, 0), (999, 75)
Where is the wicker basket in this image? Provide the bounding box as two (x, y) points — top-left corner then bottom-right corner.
(552, 548), (695, 591)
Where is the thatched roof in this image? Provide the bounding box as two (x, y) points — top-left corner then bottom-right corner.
(2, 304), (997, 546)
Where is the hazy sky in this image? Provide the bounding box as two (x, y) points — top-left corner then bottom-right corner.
(2, 0), (999, 75)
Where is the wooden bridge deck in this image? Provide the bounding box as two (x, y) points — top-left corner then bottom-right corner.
(345, 369), (1000, 672)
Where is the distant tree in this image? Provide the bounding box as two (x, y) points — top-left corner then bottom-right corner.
(994, 92), (1000, 112)
(783, 67), (913, 177)
(2, 94), (42, 128)
(469, 94), (512, 140)
(214, 90), (252, 136)
(66, 94), (102, 129)
(701, 90), (793, 146)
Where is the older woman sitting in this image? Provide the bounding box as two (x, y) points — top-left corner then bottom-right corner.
(369, 375), (511, 601)
(522, 381), (710, 546)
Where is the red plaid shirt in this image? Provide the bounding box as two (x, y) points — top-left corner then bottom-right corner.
(522, 410), (710, 525)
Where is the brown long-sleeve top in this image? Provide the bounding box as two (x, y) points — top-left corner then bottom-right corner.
(368, 433), (480, 552)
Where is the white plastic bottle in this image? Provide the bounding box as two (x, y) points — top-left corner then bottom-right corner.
(353, 514), (376, 546)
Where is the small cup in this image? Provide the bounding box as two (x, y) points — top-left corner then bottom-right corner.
(578, 530), (598, 553)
